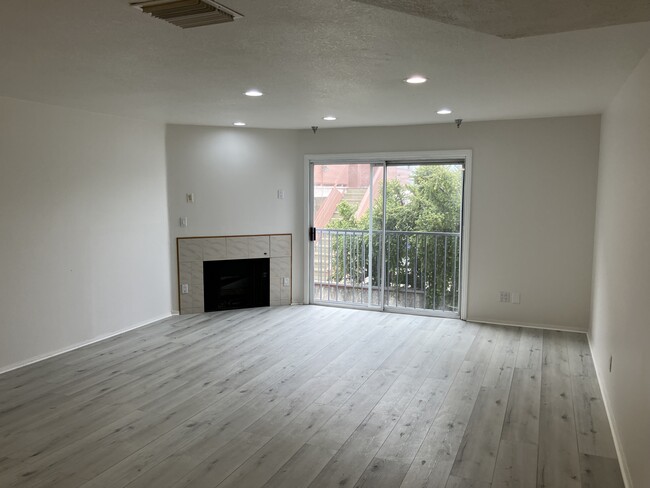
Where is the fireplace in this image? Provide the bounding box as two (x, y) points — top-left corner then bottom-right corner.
(178, 234), (291, 314)
(203, 258), (270, 311)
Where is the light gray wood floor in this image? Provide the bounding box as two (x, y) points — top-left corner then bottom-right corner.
(0, 305), (624, 488)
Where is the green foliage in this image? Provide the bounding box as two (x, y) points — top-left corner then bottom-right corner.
(411, 165), (463, 232)
(327, 165), (462, 233)
(326, 200), (357, 229)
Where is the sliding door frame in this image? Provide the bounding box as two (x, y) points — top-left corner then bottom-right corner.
(304, 150), (472, 320)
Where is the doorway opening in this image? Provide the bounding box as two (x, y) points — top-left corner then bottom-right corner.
(306, 151), (471, 319)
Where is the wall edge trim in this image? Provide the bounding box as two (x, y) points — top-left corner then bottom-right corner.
(586, 332), (633, 488)
(467, 317), (587, 333)
(0, 313), (173, 376)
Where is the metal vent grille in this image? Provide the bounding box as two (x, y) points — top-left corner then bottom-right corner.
(131, 0), (243, 29)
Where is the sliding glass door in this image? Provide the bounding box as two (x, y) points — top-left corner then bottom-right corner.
(309, 157), (466, 317)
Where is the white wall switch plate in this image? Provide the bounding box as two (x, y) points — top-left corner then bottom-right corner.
(277, 189), (285, 200)
(181, 283), (189, 294)
(186, 193), (195, 203)
(499, 291), (511, 303)
(511, 292), (521, 304)
(282, 277), (290, 287)
(179, 217), (188, 227)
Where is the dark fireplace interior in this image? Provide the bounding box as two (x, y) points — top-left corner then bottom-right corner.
(203, 258), (270, 312)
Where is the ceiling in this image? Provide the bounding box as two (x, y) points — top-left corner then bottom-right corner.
(352, 0), (650, 39)
(0, 0), (649, 129)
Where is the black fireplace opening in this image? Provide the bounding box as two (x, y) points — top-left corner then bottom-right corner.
(203, 258), (270, 312)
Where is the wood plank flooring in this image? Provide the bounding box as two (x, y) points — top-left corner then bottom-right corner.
(0, 306), (624, 487)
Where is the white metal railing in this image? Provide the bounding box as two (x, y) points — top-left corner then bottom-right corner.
(314, 228), (461, 313)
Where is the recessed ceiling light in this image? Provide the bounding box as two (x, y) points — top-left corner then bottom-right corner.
(233, 121), (246, 126)
(437, 108), (452, 115)
(405, 75), (427, 84)
(323, 116), (337, 121)
(244, 89), (263, 97)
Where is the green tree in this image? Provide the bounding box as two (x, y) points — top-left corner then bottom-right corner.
(411, 165), (463, 232)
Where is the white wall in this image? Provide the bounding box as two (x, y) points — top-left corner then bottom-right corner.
(298, 116), (600, 329)
(590, 49), (650, 488)
(0, 97), (172, 372)
(166, 125), (301, 310)
(167, 116), (600, 330)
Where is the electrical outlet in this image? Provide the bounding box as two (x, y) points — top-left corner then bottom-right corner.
(499, 291), (511, 303)
(181, 283), (190, 294)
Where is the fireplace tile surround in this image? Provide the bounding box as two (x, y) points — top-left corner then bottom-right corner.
(177, 234), (292, 314)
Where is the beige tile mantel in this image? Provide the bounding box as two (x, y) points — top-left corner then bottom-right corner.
(177, 234), (292, 314)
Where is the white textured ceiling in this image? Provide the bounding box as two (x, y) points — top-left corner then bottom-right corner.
(352, 0), (650, 39)
(0, 0), (649, 128)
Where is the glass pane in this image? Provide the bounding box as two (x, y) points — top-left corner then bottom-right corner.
(312, 163), (384, 307)
(382, 163), (464, 313)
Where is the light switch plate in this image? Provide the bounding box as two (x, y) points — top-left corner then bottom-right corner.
(282, 277), (290, 287)
(181, 283), (190, 294)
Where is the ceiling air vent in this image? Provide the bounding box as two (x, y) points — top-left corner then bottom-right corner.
(131, 0), (243, 29)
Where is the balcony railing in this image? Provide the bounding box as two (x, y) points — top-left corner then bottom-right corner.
(314, 228), (461, 313)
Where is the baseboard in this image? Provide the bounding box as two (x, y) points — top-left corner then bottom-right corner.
(0, 313), (173, 376)
(586, 333), (633, 488)
(467, 317), (588, 334)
